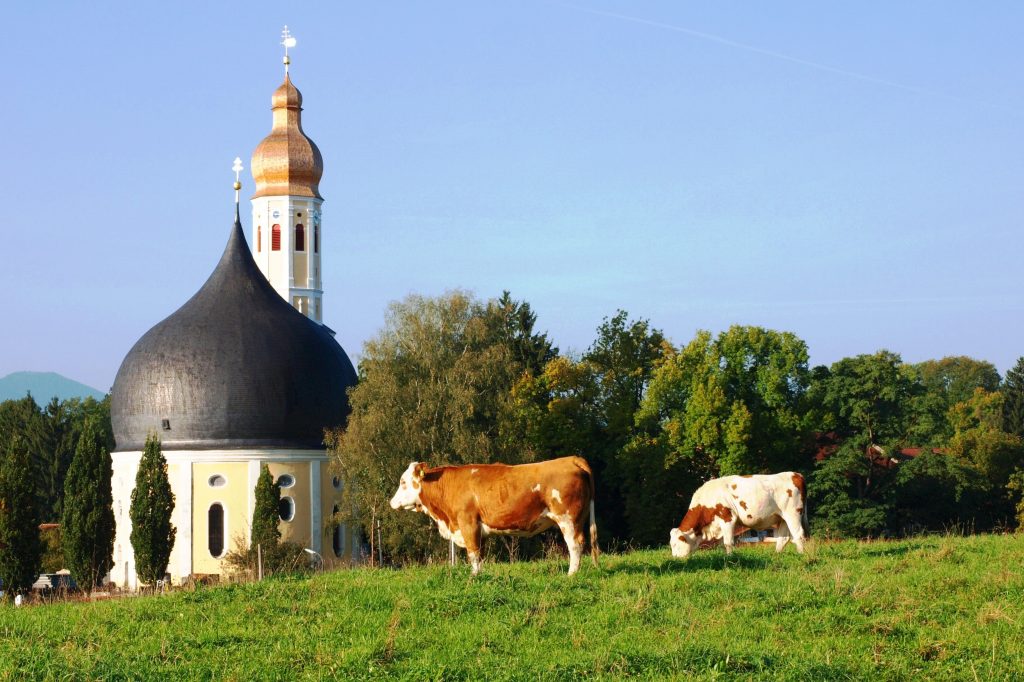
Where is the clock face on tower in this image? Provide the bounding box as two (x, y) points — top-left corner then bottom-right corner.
(272, 210), (281, 219)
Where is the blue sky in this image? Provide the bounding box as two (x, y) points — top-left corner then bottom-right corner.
(3, 1), (1022, 392)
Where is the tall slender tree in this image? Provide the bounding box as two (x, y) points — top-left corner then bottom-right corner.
(0, 434), (43, 601)
(251, 464), (281, 552)
(1003, 357), (1024, 438)
(483, 290), (557, 375)
(0, 396), (46, 517)
(61, 418), (115, 592)
(129, 434), (175, 585)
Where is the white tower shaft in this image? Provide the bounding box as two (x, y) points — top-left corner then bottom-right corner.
(250, 198), (323, 322)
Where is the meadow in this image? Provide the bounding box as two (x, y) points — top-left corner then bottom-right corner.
(1, 534), (1022, 680)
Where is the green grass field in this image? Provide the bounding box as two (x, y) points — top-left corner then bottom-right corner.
(1, 534), (1023, 680)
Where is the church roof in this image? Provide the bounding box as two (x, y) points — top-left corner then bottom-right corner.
(110, 208), (357, 451)
(250, 75), (323, 199)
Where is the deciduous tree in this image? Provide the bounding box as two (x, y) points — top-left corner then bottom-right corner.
(622, 326), (811, 544)
(815, 351), (912, 445)
(891, 451), (991, 532)
(808, 437), (891, 538)
(329, 291), (552, 562)
(947, 388), (1023, 489)
(907, 357), (1001, 443)
(635, 326), (811, 476)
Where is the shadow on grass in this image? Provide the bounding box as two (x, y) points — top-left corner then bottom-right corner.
(854, 543), (917, 558)
(605, 550), (773, 575)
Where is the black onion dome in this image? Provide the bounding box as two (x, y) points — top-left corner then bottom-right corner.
(111, 209), (357, 451)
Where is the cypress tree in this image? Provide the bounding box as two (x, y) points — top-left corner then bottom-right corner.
(0, 434), (43, 601)
(1003, 357), (1024, 438)
(61, 418), (115, 592)
(129, 434), (176, 585)
(251, 464), (281, 551)
(0, 396), (46, 520)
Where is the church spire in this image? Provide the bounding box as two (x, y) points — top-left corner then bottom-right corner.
(251, 26), (322, 200)
(249, 27), (326, 325)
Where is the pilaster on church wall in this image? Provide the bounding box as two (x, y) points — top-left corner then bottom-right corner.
(110, 451), (141, 589)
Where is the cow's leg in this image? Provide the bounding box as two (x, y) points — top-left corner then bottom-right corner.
(774, 522), (791, 553)
(781, 511), (805, 553)
(556, 516), (584, 576)
(459, 514), (484, 575)
(722, 523), (736, 555)
(570, 526), (586, 576)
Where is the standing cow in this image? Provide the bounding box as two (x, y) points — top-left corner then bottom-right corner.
(389, 456), (599, 575)
(670, 472), (808, 558)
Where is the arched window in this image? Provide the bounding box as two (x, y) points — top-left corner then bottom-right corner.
(271, 224), (281, 251)
(279, 496), (295, 522)
(277, 474), (295, 489)
(314, 224), (319, 253)
(295, 224), (305, 252)
(208, 503), (225, 557)
(257, 225), (262, 252)
(332, 505), (343, 557)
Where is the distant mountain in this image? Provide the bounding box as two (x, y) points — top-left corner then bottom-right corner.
(0, 372), (106, 403)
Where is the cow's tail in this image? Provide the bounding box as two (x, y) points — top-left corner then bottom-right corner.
(794, 472), (810, 539)
(589, 498), (599, 567)
(574, 457), (600, 567)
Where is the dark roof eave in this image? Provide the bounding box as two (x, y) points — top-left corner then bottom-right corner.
(113, 438), (330, 453)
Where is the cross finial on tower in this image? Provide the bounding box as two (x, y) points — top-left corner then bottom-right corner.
(281, 25), (297, 74)
(232, 157), (243, 205)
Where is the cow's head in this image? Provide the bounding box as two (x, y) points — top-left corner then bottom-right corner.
(389, 462), (425, 511)
(669, 527), (699, 558)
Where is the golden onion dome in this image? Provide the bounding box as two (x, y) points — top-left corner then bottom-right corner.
(251, 75), (323, 199)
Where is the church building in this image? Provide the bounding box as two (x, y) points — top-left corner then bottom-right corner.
(108, 35), (358, 587)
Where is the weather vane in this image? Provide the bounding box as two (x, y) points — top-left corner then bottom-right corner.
(281, 25), (297, 74)
(232, 157), (243, 204)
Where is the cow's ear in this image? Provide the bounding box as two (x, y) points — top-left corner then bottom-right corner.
(412, 462), (424, 481)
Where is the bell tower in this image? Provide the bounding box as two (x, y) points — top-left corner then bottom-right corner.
(250, 26), (325, 323)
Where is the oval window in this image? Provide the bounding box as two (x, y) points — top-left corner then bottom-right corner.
(279, 496), (295, 522)
(332, 476), (342, 490)
(208, 475), (226, 487)
(208, 504), (225, 557)
(277, 474), (295, 489)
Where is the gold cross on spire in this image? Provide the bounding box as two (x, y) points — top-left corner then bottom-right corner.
(281, 25), (297, 74)
(232, 157), (243, 204)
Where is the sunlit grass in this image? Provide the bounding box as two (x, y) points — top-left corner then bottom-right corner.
(1, 534), (1022, 680)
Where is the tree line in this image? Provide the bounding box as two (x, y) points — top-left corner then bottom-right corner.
(0, 390), (176, 600)
(4, 290), (1022, 586)
(329, 290), (1024, 563)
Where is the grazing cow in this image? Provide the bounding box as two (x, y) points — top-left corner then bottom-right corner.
(389, 456), (599, 575)
(670, 472), (808, 558)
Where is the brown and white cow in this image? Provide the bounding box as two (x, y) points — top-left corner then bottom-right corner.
(389, 456), (599, 575)
(669, 472), (808, 558)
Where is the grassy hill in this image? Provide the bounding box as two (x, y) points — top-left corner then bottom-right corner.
(0, 371), (105, 403)
(1, 534), (1022, 680)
